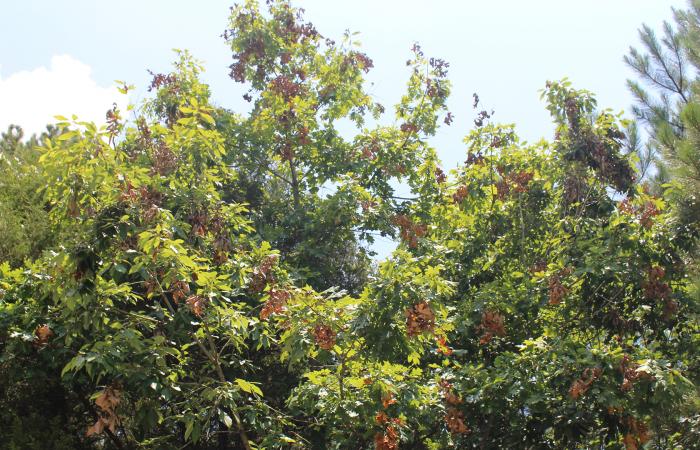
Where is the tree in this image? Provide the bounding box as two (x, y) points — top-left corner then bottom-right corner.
(0, 1), (698, 449)
(627, 0), (700, 301)
(625, 5), (692, 186)
(0, 125), (58, 267)
(219, 0), (451, 294)
(281, 80), (697, 449)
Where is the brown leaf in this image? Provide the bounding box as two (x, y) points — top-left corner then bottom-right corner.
(86, 418), (105, 437)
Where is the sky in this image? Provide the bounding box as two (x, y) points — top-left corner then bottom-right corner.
(0, 2), (686, 148)
(0, 0), (687, 255)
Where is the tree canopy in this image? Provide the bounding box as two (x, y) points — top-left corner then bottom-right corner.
(1, 1), (698, 449)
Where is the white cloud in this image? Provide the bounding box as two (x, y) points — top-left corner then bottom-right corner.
(0, 55), (129, 137)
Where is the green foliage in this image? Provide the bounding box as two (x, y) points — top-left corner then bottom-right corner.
(0, 1), (698, 449)
(0, 125), (58, 267)
(221, 0), (451, 294)
(628, 0), (700, 304)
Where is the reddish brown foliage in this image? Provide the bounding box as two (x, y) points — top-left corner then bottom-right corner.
(619, 355), (653, 392)
(639, 201), (660, 228)
(34, 324), (53, 347)
(392, 214), (427, 248)
(622, 417), (650, 450)
(436, 334), (453, 355)
(495, 169), (534, 200)
(189, 211), (209, 237)
(105, 103), (121, 147)
(260, 289), (290, 320)
(642, 265), (671, 301)
(452, 185), (469, 204)
(405, 301), (435, 337)
(465, 152), (485, 166)
(312, 324), (336, 350)
(374, 429), (399, 450)
(361, 200), (378, 213)
(618, 198), (660, 229)
(381, 392), (397, 409)
(399, 122), (418, 134)
(548, 268), (573, 305)
(529, 260), (548, 274)
(170, 281), (190, 304)
(86, 386), (121, 437)
(250, 255), (279, 293)
(444, 112), (454, 125)
(375, 411), (389, 424)
(435, 167), (447, 184)
(186, 295), (207, 317)
(151, 142), (178, 176)
(147, 70), (178, 92)
(270, 75), (304, 100)
(439, 379), (462, 406)
(568, 367), (601, 400)
(445, 407), (469, 434)
(477, 310), (506, 345)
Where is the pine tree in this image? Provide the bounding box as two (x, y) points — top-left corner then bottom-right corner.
(628, 1), (700, 284)
(0, 125), (58, 266)
(670, 1), (700, 230)
(625, 4), (694, 186)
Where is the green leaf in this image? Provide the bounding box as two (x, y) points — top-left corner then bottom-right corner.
(235, 378), (263, 397)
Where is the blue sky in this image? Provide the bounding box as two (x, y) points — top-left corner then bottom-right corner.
(0, 0), (686, 255)
(0, 1), (685, 151)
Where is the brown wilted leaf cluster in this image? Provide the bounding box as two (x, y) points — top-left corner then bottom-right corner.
(147, 70), (178, 92)
(186, 295), (207, 317)
(435, 334), (453, 355)
(639, 201), (660, 228)
(568, 367), (601, 400)
(438, 379), (469, 434)
(33, 324), (53, 347)
(345, 51), (374, 73)
(439, 379), (462, 406)
(270, 75), (304, 100)
(452, 185), (469, 204)
(495, 166), (534, 200)
(374, 426), (399, 450)
(381, 392), (397, 409)
(249, 255), (278, 293)
(563, 174), (587, 205)
(260, 289), (290, 320)
(312, 323), (336, 350)
(622, 417), (650, 450)
(118, 182), (163, 223)
(548, 267), (573, 305)
(434, 167), (447, 184)
(445, 407), (470, 434)
(170, 280), (190, 304)
(399, 122), (418, 134)
(642, 266), (678, 320)
(374, 393), (402, 450)
(150, 142), (178, 176)
(618, 198), (660, 229)
(360, 199), (378, 213)
(529, 260), (548, 274)
(86, 386), (121, 437)
(105, 103), (121, 147)
(465, 152), (485, 166)
(477, 310), (505, 345)
(405, 301), (435, 337)
(619, 355), (653, 392)
(360, 139), (380, 160)
(642, 266), (671, 300)
(189, 211), (209, 237)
